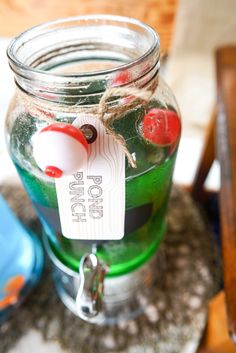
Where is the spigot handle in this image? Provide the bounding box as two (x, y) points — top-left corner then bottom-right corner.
(76, 253), (106, 318)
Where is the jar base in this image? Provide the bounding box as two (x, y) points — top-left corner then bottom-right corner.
(44, 236), (162, 325)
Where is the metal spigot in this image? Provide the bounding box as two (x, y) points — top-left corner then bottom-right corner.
(76, 253), (106, 319)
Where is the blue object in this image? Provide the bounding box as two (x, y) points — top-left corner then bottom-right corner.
(0, 194), (43, 323)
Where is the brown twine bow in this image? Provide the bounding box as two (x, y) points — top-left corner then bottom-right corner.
(18, 86), (154, 168)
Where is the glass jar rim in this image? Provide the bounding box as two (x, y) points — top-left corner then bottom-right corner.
(7, 14), (160, 104)
(7, 14), (159, 80)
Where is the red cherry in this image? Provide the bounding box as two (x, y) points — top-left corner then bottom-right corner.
(142, 108), (181, 146)
(37, 108), (55, 119)
(111, 70), (135, 105)
(112, 70), (131, 86)
(45, 166), (63, 178)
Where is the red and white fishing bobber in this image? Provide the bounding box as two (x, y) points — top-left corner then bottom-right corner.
(33, 123), (88, 178)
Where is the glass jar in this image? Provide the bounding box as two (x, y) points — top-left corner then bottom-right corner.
(6, 15), (181, 323)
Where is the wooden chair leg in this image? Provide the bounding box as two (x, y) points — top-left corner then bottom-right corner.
(190, 107), (216, 202)
(216, 46), (236, 343)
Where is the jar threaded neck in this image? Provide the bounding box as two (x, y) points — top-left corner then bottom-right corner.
(7, 15), (160, 105)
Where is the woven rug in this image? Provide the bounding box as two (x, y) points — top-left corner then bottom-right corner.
(0, 184), (221, 353)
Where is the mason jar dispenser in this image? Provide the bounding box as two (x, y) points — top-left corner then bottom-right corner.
(6, 15), (181, 324)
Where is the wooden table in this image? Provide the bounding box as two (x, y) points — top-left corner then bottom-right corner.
(0, 0), (178, 53)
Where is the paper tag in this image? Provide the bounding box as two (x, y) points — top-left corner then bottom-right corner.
(55, 115), (125, 240)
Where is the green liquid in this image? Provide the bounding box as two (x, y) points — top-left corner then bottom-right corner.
(9, 107), (179, 277)
(14, 153), (176, 277)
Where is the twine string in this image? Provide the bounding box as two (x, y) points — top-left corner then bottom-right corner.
(96, 87), (153, 168)
(18, 86), (154, 168)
